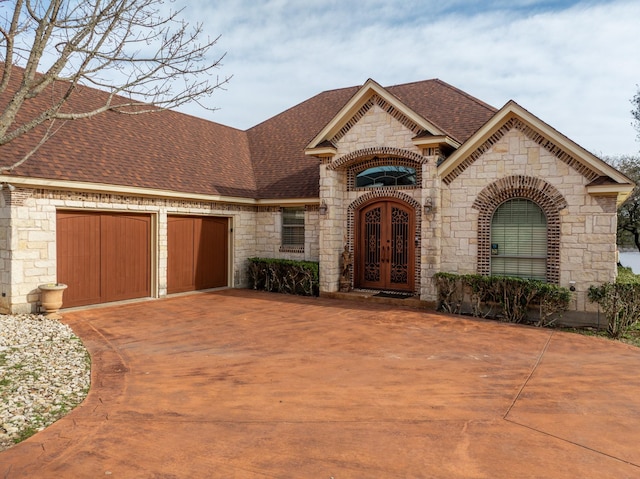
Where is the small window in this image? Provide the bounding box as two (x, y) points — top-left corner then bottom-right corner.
(356, 165), (416, 188)
(282, 207), (305, 247)
(490, 199), (547, 281)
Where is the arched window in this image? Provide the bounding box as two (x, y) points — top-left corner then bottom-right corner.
(490, 199), (547, 281)
(355, 165), (416, 188)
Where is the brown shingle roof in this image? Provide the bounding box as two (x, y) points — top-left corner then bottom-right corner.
(247, 86), (360, 199)
(387, 79), (497, 143)
(1, 72), (254, 197)
(1, 69), (497, 200)
(249, 79), (496, 198)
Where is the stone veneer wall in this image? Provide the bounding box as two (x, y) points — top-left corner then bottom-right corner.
(254, 205), (320, 262)
(0, 188), (264, 314)
(441, 127), (618, 313)
(318, 104), (440, 298)
(0, 190), (14, 312)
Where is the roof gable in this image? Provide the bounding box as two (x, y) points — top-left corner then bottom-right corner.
(438, 100), (634, 204)
(305, 79), (447, 153)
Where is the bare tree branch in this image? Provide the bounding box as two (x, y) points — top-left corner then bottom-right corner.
(0, 0), (230, 171)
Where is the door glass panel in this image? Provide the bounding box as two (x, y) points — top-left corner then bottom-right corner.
(364, 207), (381, 282)
(390, 206), (409, 285)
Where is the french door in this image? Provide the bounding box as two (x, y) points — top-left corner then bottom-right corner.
(356, 199), (415, 291)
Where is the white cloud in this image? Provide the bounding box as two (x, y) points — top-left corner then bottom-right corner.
(176, 0), (640, 156)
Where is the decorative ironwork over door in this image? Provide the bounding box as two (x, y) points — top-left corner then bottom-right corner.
(356, 200), (415, 291)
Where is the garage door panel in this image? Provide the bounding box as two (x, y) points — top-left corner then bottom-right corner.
(57, 212), (102, 308)
(195, 217), (228, 289)
(167, 217), (197, 294)
(101, 214), (151, 302)
(57, 212), (151, 308)
(168, 216), (228, 294)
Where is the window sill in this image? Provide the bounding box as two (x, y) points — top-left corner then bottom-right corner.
(279, 245), (304, 253)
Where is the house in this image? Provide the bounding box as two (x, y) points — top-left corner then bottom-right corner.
(0, 71), (633, 323)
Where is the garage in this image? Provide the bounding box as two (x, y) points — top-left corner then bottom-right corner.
(167, 216), (228, 294)
(57, 211), (152, 308)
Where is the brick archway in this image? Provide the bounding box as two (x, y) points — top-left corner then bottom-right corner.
(346, 191), (421, 292)
(472, 175), (567, 284)
(328, 147), (426, 171)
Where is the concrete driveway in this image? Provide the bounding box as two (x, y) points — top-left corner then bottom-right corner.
(2, 289), (640, 478)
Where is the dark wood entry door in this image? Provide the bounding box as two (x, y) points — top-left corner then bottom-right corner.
(167, 216), (228, 294)
(356, 200), (415, 291)
(57, 212), (151, 308)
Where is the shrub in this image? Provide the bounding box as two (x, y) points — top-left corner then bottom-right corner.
(433, 273), (571, 326)
(616, 264), (640, 284)
(536, 283), (572, 327)
(247, 258), (319, 296)
(433, 272), (463, 314)
(588, 282), (640, 338)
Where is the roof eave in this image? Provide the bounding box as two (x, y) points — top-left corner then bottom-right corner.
(304, 145), (337, 158)
(412, 134), (460, 150)
(586, 183), (635, 207)
(1, 175), (325, 205)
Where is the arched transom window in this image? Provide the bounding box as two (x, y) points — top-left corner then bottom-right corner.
(490, 199), (547, 281)
(355, 165), (417, 188)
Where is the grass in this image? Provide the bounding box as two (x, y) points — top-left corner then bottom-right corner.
(563, 322), (640, 348)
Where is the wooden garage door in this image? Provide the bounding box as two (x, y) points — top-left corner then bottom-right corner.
(57, 212), (151, 308)
(167, 216), (228, 294)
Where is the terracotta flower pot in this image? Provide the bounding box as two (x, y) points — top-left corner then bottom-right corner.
(38, 283), (68, 319)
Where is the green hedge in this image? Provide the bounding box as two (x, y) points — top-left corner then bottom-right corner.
(616, 265), (640, 285)
(433, 273), (571, 327)
(584, 265), (640, 338)
(247, 258), (319, 296)
(588, 281), (640, 338)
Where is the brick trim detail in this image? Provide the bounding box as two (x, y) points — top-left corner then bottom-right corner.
(345, 191), (422, 294)
(328, 146), (426, 171)
(32, 189), (256, 212)
(472, 175), (567, 284)
(443, 117), (601, 185)
(330, 94), (424, 144)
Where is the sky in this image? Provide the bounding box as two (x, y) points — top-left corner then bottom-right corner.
(171, 0), (640, 157)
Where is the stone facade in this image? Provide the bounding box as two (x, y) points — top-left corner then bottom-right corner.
(312, 97), (624, 321)
(0, 188), (262, 314)
(318, 105), (445, 299)
(442, 127), (618, 313)
(0, 186), (325, 314)
(0, 84), (628, 322)
(255, 206), (320, 262)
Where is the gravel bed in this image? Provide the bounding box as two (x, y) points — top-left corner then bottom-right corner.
(0, 314), (90, 452)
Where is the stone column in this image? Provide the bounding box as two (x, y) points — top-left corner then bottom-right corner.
(319, 162), (346, 293)
(9, 190), (57, 314)
(420, 154), (442, 303)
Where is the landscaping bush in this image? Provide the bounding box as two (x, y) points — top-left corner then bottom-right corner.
(433, 272), (463, 314)
(433, 273), (571, 326)
(588, 281), (640, 339)
(616, 264), (640, 285)
(247, 258), (319, 296)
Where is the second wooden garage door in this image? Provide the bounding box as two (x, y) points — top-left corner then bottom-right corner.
(167, 216), (228, 294)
